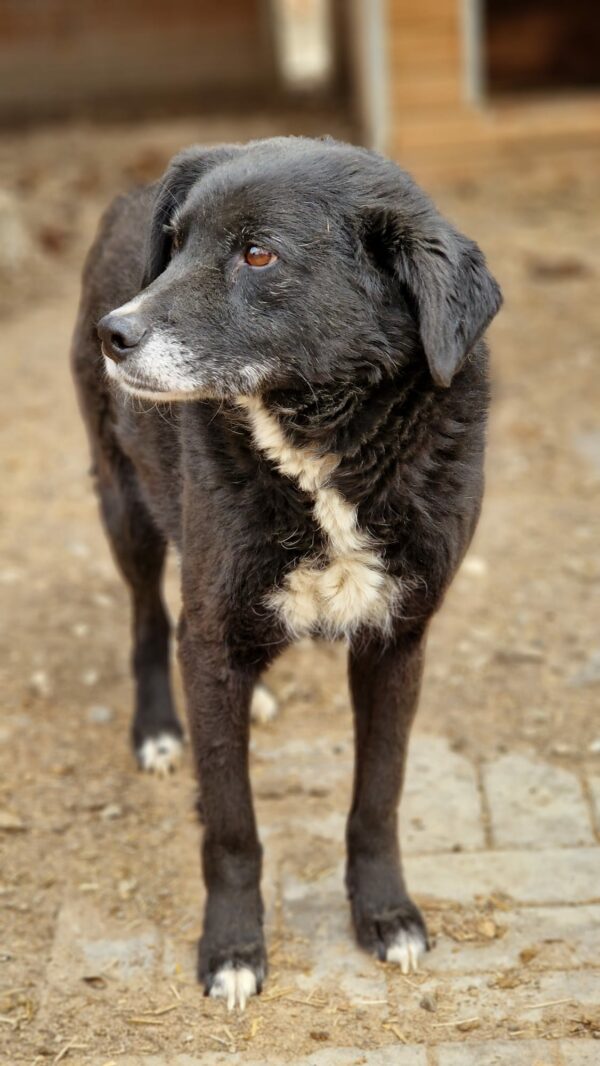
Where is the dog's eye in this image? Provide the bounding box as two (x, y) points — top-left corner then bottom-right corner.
(244, 245), (277, 268)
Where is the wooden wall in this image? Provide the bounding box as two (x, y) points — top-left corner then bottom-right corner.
(0, 0), (275, 122)
(386, 0), (465, 116)
(382, 0), (600, 176)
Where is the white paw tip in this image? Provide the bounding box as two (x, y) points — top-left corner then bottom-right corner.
(137, 732), (183, 776)
(209, 965), (258, 1011)
(386, 927), (427, 974)
(250, 684), (279, 725)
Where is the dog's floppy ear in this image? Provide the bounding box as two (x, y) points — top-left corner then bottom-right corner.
(366, 202), (502, 387)
(142, 144), (239, 287)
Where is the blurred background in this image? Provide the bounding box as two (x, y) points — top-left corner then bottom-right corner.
(1, 2), (599, 1062)
(1, 0), (600, 315)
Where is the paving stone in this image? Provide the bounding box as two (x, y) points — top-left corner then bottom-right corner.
(483, 753), (594, 847)
(44, 897), (161, 992)
(300, 1050), (427, 1065)
(402, 735), (485, 853)
(262, 808), (346, 844)
(252, 736), (353, 796)
(408, 847), (600, 904)
(256, 735), (485, 855)
(436, 1040), (559, 1065)
(557, 1042), (600, 1065)
(587, 775), (600, 828)
(408, 970), (599, 1024)
(294, 942), (388, 1005)
(90, 1050), (427, 1066)
(282, 869), (388, 1005)
(429, 905), (600, 973)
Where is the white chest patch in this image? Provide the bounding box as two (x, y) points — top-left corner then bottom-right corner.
(237, 397), (399, 638)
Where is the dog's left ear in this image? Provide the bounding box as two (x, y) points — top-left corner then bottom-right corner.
(142, 144), (239, 288)
(365, 205), (502, 387)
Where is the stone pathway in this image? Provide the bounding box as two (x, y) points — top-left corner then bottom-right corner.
(2, 140), (599, 1065)
(33, 733), (600, 1065)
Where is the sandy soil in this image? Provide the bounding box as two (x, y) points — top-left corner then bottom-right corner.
(0, 117), (599, 1063)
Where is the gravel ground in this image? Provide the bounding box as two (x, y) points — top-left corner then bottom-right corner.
(0, 117), (599, 1064)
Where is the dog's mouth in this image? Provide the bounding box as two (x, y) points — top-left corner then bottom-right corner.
(102, 350), (261, 404)
(102, 338), (273, 404)
(117, 377), (189, 401)
(102, 350), (201, 402)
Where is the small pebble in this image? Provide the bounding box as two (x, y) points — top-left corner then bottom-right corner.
(419, 994), (437, 1012)
(118, 878), (137, 899)
(100, 803), (122, 821)
(462, 555), (488, 577)
(0, 567), (23, 585)
(551, 742), (575, 756)
(93, 592), (113, 608)
(569, 652), (600, 687)
(588, 738), (600, 755)
(87, 704), (113, 724)
(29, 670), (52, 698)
(0, 810), (26, 831)
(476, 918), (498, 939)
(68, 541), (90, 558)
(81, 668), (99, 686)
(526, 708), (550, 724)
(495, 644), (545, 664)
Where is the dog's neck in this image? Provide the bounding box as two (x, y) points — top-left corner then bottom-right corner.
(256, 362), (432, 459)
(236, 361), (441, 526)
(236, 371), (418, 637)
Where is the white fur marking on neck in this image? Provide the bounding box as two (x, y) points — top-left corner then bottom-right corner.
(238, 397), (398, 637)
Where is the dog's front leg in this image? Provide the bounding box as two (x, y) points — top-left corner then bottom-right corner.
(346, 629), (429, 973)
(178, 611), (264, 1010)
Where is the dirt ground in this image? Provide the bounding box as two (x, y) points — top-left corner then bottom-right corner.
(0, 117), (599, 1064)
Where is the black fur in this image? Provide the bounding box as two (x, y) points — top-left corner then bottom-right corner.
(71, 135), (501, 998)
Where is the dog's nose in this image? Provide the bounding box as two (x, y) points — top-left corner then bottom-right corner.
(98, 312), (147, 363)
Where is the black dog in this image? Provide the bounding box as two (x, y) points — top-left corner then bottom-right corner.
(71, 136), (501, 1009)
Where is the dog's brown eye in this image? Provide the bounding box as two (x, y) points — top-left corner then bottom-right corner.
(244, 245), (277, 268)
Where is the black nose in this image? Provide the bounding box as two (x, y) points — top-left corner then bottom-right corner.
(97, 312), (147, 363)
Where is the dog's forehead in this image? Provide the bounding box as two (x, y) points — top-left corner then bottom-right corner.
(184, 177), (324, 234)
(180, 144), (368, 233)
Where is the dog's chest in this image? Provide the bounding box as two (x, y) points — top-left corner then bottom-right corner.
(238, 398), (399, 638)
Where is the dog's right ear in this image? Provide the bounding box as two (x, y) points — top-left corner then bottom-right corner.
(142, 145), (238, 287)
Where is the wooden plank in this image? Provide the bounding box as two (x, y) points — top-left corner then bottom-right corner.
(391, 77), (463, 109)
(389, 41), (462, 72)
(386, 0), (458, 21)
(387, 94), (600, 177)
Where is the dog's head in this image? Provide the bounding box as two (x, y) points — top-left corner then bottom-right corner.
(98, 137), (501, 401)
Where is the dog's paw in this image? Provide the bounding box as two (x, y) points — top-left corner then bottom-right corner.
(208, 964), (260, 1011)
(385, 923), (428, 974)
(137, 732), (183, 776)
(201, 936), (266, 1012)
(250, 683), (279, 725)
(351, 893), (429, 970)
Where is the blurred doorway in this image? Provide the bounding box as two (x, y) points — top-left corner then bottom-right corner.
(484, 0), (600, 97)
